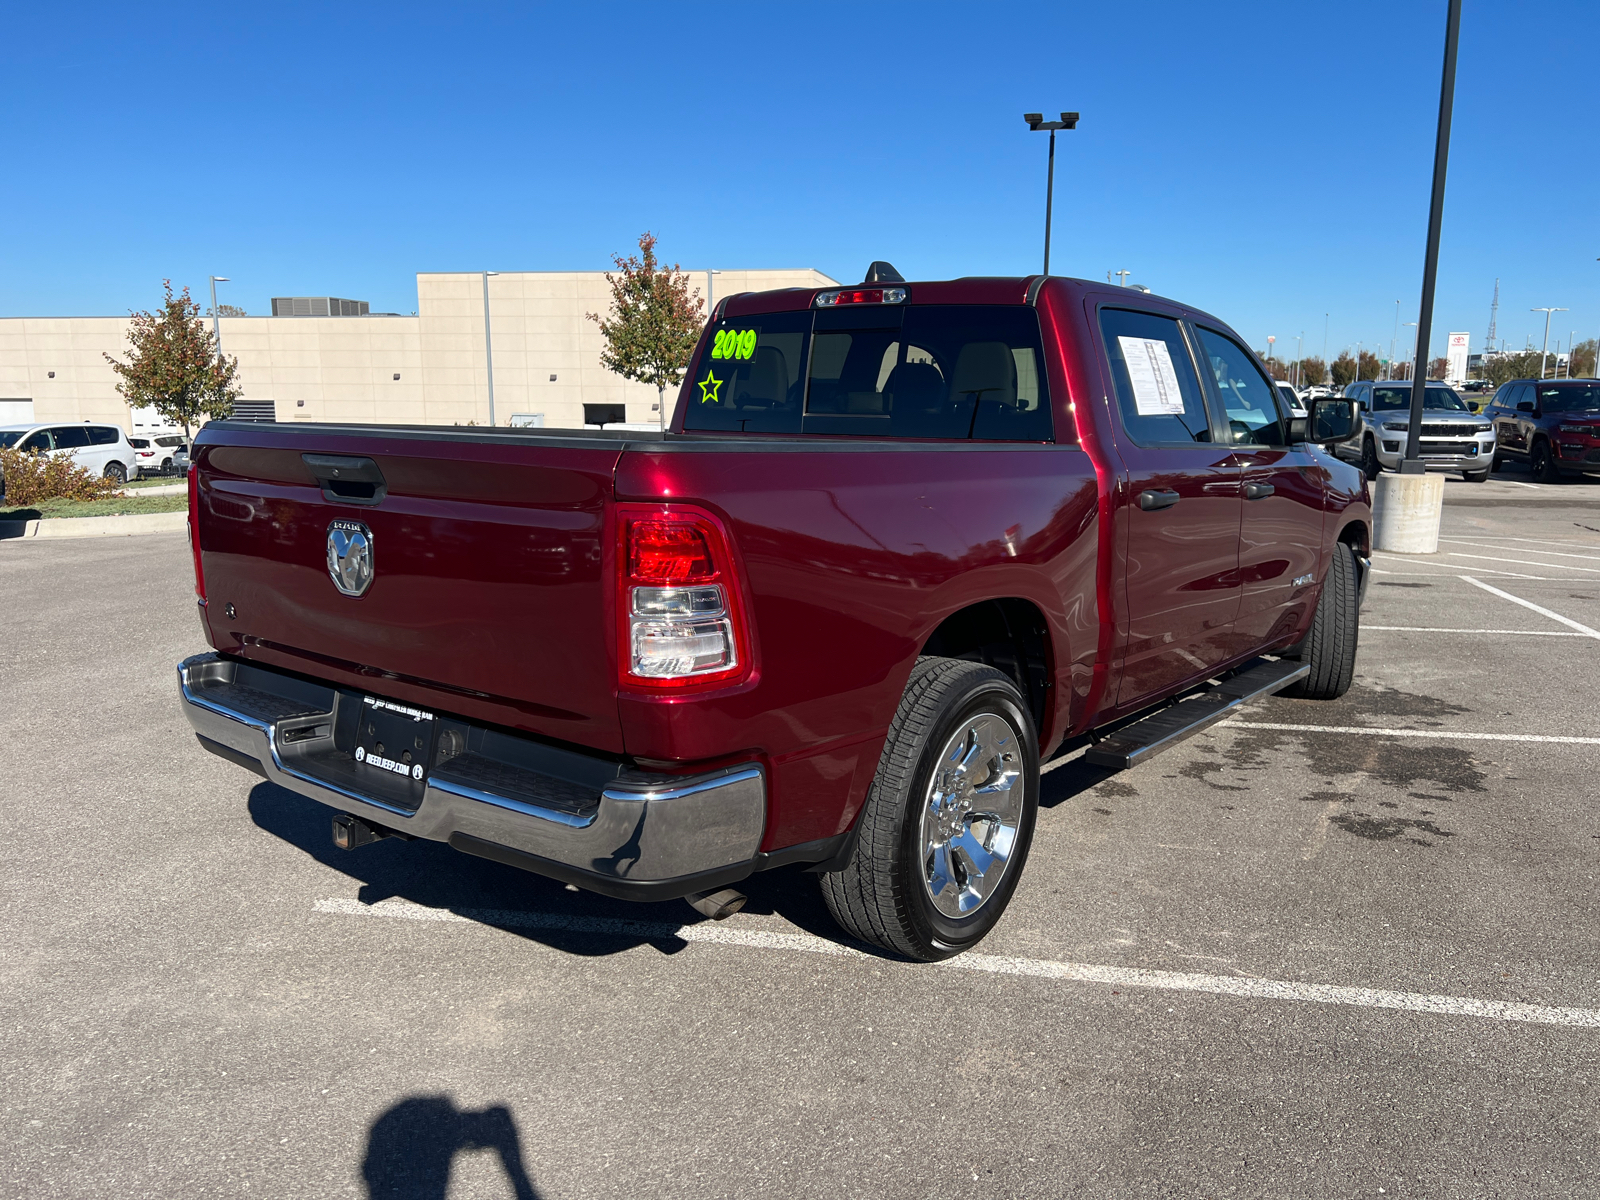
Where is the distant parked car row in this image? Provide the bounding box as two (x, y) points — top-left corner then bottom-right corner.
(0, 421), (190, 499)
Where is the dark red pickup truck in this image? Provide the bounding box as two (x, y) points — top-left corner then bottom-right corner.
(178, 273), (1369, 960)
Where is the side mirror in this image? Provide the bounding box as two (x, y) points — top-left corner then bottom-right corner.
(1516, 400), (1535, 413)
(1295, 398), (1356, 446)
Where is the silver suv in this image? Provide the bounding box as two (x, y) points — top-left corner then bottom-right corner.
(1334, 381), (1494, 481)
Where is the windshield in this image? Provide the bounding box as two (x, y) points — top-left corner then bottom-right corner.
(1537, 385), (1600, 413)
(1371, 385), (1467, 412)
(0, 431), (28, 448)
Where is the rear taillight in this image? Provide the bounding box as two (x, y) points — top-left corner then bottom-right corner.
(617, 506), (751, 690)
(187, 465), (206, 604)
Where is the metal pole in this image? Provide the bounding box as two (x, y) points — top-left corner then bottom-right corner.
(1567, 330), (1577, 378)
(1323, 314), (1329, 385)
(1043, 128), (1056, 275)
(482, 270), (496, 427)
(1389, 300), (1400, 380)
(209, 276), (227, 363)
(1402, 0), (1462, 472)
(1531, 307), (1565, 380)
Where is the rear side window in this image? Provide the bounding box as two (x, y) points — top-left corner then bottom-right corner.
(155, 435), (186, 448)
(87, 426), (118, 445)
(682, 305), (1053, 441)
(1099, 308), (1211, 446)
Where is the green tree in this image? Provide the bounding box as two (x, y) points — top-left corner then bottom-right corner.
(1357, 350), (1381, 381)
(1297, 356), (1327, 386)
(587, 232), (704, 429)
(1427, 356), (1449, 381)
(105, 281), (241, 438)
(1484, 351), (1543, 386)
(1330, 353), (1358, 388)
(1569, 338), (1597, 378)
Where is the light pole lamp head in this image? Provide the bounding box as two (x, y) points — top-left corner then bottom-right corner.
(1024, 111), (1079, 132)
(212, 276), (229, 283)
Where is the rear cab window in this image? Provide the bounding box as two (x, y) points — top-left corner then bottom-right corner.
(683, 304), (1053, 441)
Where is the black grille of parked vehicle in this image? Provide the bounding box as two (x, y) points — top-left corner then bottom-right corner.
(1426, 423), (1485, 437)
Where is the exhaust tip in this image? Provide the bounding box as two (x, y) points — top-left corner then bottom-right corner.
(684, 888), (746, 921)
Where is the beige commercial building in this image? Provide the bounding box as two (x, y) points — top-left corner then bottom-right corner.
(0, 268), (836, 432)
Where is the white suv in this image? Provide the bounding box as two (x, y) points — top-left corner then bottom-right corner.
(130, 433), (188, 479)
(0, 422), (139, 486)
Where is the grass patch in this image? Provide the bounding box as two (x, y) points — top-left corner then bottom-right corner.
(0, 494), (188, 521)
(125, 475), (186, 489)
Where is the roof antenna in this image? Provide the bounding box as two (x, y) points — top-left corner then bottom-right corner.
(863, 261), (904, 284)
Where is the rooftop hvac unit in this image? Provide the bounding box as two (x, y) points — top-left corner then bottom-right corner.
(270, 297), (370, 317)
(231, 400), (277, 422)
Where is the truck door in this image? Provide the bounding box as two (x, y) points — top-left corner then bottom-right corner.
(1193, 325), (1324, 652)
(1097, 306), (1243, 708)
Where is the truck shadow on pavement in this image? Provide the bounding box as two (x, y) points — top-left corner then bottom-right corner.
(246, 743), (1118, 959)
(362, 1095), (540, 1199)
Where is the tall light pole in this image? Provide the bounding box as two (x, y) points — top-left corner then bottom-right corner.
(1113, 269), (1130, 287)
(482, 271), (500, 426)
(1401, 0), (1462, 472)
(1023, 111), (1079, 275)
(1403, 322), (1417, 380)
(1389, 299), (1401, 380)
(1322, 314), (1330, 385)
(1531, 306), (1567, 380)
(1566, 330), (1578, 378)
(209, 276), (230, 362)
(1294, 334), (1304, 387)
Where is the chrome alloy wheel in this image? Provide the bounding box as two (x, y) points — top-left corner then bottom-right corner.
(919, 711), (1024, 919)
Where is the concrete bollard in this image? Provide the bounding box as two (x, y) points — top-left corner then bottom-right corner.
(1372, 471), (1444, 554)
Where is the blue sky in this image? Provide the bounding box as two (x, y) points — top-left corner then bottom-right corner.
(3, 1), (1597, 365)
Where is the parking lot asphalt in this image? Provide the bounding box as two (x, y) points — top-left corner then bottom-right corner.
(4, 470), (1600, 1199)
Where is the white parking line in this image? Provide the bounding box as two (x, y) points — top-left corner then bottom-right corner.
(1441, 538), (1600, 562)
(1447, 551), (1600, 575)
(1371, 560), (1546, 580)
(1363, 626), (1586, 636)
(1460, 576), (1600, 640)
(1221, 720), (1600, 745)
(314, 898), (1600, 1028)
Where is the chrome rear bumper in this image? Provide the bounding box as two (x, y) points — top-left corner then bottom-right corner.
(177, 652), (767, 900)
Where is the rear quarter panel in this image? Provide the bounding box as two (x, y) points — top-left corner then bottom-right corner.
(615, 442), (1100, 850)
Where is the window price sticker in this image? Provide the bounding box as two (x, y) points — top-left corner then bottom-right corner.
(1118, 336), (1187, 416)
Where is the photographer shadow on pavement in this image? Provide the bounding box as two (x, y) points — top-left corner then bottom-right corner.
(363, 1095), (539, 1200)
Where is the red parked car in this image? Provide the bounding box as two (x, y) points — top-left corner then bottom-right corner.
(177, 271), (1368, 960)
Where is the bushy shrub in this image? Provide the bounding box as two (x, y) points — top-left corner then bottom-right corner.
(0, 447), (123, 506)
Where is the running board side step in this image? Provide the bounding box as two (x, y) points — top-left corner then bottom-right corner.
(1084, 659), (1309, 770)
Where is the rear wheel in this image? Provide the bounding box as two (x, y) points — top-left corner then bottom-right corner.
(1463, 468), (1489, 483)
(1491, 451), (1504, 473)
(103, 462), (126, 485)
(1361, 437), (1382, 481)
(1282, 541), (1358, 700)
(820, 658), (1039, 961)
(1531, 439), (1560, 483)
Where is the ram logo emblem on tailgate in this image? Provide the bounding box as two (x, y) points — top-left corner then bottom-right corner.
(327, 520), (374, 597)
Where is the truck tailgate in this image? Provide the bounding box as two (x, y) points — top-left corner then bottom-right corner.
(194, 425), (625, 753)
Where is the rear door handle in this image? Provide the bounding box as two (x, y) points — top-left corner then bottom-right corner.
(1138, 489), (1181, 511)
(1244, 482), (1275, 500)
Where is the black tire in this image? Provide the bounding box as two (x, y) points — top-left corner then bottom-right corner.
(1361, 437), (1382, 481)
(820, 658), (1039, 961)
(1491, 451), (1504, 473)
(103, 462), (126, 485)
(1282, 541), (1359, 700)
(1530, 439), (1560, 483)
(1463, 469), (1489, 483)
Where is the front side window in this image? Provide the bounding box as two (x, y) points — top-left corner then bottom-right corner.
(1099, 308), (1211, 446)
(1195, 327), (1289, 446)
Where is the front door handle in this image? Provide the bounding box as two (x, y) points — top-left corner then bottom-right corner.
(1244, 481), (1275, 500)
(1138, 489), (1181, 511)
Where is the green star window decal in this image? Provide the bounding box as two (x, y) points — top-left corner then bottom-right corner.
(698, 371), (723, 404)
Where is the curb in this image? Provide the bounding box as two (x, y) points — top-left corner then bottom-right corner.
(0, 511), (188, 540)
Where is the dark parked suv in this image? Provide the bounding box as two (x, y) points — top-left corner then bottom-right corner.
(1481, 379), (1600, 482)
